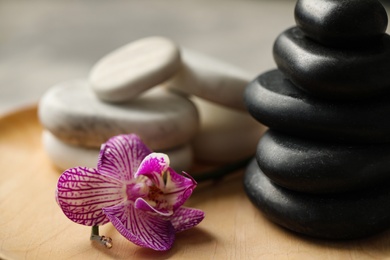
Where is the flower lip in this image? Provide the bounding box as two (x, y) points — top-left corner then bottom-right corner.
(135, 197), (173, 217)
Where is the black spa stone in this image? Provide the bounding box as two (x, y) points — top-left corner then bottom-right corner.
(295, 0), (388, 46)
(256, 130), (390, 194)
(244, 69), (390, 143)
(244, 159), (390, 239)
(273, 27), (390, 99)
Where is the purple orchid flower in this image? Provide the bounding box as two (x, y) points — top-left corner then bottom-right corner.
(55, 134), (205, 251)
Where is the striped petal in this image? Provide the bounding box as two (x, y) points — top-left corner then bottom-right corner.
(170, 207), (205, 232)
(164, 169), (197, 210)
(56, 167), (123, 226)
(134, 153), (170, 188)
(98, 134), (152, 182)
(103, 202), (175, 251)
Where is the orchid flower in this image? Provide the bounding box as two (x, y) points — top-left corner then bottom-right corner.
(55, 134), (205, 251)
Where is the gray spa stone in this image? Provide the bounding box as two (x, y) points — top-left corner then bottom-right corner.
(244, 159), (390, 239)
(295, 0), (388, 46)
(164, 49), (252, 110)
(256, 130), (390, 193)
(89, 36), (181, 102)
(42, 130), (194, 172)
(244, 69), (390, 143)
(38, 79), (199, 150)
(273, 27), (390, 99)
(191, 97), (266, 163)
(243, 0), (390, 241)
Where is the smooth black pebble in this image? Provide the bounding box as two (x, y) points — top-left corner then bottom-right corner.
(273, 27), (390, 99)
(295, 0), (388, 46)
(256, 130), (390, 193)
(244, 158), (390, 239)
(244, 69), (390, 143)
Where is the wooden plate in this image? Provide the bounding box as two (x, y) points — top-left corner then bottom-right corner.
(1, 106), (390, 259)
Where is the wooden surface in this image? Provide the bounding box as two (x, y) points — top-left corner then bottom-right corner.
(2, 107), (390, 259)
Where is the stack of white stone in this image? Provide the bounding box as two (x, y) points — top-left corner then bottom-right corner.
(38, 36), (265, 172)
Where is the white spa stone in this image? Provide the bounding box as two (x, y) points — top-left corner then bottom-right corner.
(164, 48), (253, 110)
(89, 36), (181, 102)
(42, 130), (193, 172)
(191, 97), (266, 163)
(38, 79), (199, 150)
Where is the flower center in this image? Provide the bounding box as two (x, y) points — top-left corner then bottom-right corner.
(125, 175), (170, 211)
(148, 185), (164, 201)
(125, 178), (149, 201)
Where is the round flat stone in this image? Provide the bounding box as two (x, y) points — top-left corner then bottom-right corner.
(42, 130), (193, 172)
(257, 130), (390, 193)
(191, 97), (266, 163)
(89, 36), (181, 102)
(295, 0), (388, 46)
(164, 48), (252, 111)
(273, 27), (390, 99)
(244, 69), (390, 143)
(244, 159), (390, 239)
(38, 79), (199, 150)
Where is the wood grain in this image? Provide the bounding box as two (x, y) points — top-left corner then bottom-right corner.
(1, 107), (390, 259)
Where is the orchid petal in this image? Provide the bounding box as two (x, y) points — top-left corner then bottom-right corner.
(164, 169), (197, 210)
(103, 203), (175, 251)
(170, 207), (205, 232)
(135, 197), (173, 217)
(134, 153), (170, 188)
(56, 167), (123, 226)
(98, 134), (152, 182)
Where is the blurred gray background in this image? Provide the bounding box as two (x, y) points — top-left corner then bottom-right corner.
(1, 0), (389, 115)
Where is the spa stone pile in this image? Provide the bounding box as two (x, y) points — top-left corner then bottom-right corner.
(244, 0), (390, 239)
(39, 37), (265, 172)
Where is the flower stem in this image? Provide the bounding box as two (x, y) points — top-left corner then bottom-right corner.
(90, 225), (113, 249)
(192, 155), (253, 182)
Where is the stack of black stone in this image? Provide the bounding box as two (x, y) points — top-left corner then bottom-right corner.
(244, 0), (390, 239)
